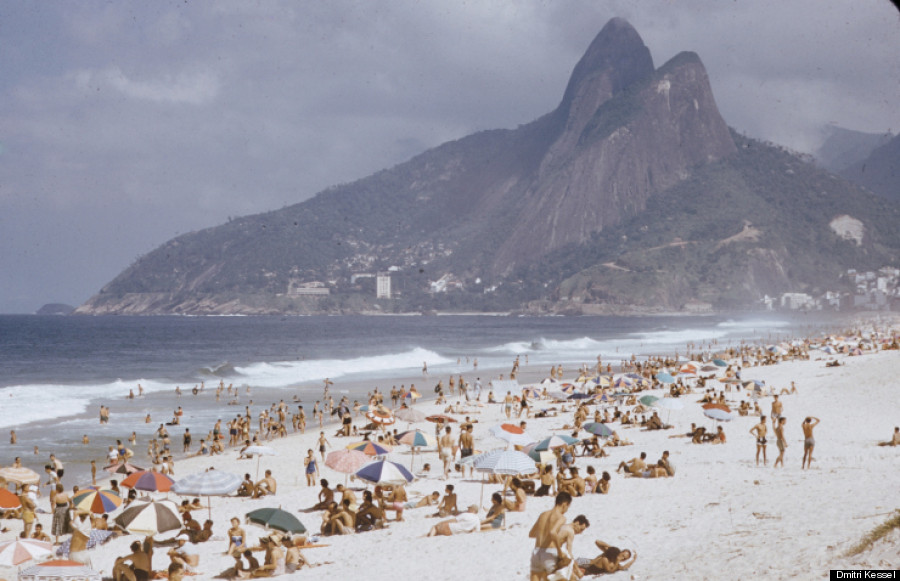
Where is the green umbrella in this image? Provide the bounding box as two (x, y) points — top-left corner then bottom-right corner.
(639, 395), (659, 406)
(246, 508), (306, 534)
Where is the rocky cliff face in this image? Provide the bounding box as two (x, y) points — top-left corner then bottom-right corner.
(77, 19), (895, 316)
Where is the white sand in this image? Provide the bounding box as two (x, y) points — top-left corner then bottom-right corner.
(4, 342), (899, 580)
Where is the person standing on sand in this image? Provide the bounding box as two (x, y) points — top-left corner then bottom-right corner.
(528, 491), (571, 581)
(304, 449), (318, 486)
(770, 395), (783, 426)
(773, 417), (787, 468)
(439, 426), (455, 479)
(801, 416), (820, 469)
(317, 432), (330, 462)
(750, 415), (768, 466)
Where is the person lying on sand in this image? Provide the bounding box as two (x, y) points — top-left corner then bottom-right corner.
(426, 504), (480, 536)
(578, 540), (637, 575)
(877, 427), (900, 447)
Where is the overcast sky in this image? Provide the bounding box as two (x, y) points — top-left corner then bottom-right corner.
(1, 1), (898, 313)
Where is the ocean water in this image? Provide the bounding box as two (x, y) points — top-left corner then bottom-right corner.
(0, 313), (836, 482)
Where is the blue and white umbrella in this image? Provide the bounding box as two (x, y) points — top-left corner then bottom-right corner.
(355, 459), (414, 486)
(473, 450), (536, 476)
(656, 372), (675, 384)
(703, 408), (734, 422)
(582, 422), (614, 438)
(532, 435), (580, 451)
(172, 469), (243, 518)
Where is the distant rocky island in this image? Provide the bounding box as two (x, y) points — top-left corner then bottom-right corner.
(75, 18), (900, 316)
(37, 303), (75, 315)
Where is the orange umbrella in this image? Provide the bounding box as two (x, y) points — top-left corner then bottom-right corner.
(0, 489), (20, 509)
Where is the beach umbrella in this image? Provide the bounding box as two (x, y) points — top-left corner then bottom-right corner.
(612, 377), (634, 390)
(246, 507), (306, 534)
(700, 365), (719, 373)
(241, 445), (277, 480)
(172, 469), (243, 519)
(394, 407), (426, 423)
(325, 449), (371, 476)
(0, 466), (40, 486)
(55, 530), (115, 559)
(533, 435), (580, 451)
(489, 424), (536, 447)
(678, 363), (699, 375)
(702, 403), (732, 413)
(559, 383), (577, 395)
(521, 386), (542, 399)
(473, 450), (536, 476)
(72, 488), (122, 514)
(703, 408), (735, 422)
(527, 449), (557, 466)
(582, 422), (614, 438)
(346, 441), (392, 456)
(0, 538), (53, 567)
(567, 393), (593, 401)
(396, 429), (437, 448)
(402, 390), (422, 402)
(120, 470), (174, 493)
(104, 462), (143, 475)
(114, 499), (181, 536)
(425, 414), (457, 424)
(18, 560), (102, 581)
(355, 459), (414, 486)
(365, 406), (395, 426)
(0, 489), (20, 509)
(638, 395), (659, 406)
(656, 372), (675, 384)
(713, 359), (728, 367)
(397, 429), (437, 471)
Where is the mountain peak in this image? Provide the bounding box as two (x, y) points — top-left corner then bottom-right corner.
(558, 18), (654, 114)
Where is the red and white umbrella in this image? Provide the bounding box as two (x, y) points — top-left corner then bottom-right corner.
(0, 538), (53, 567)
(365, 405), (395, 426)
(488, 423), (536, 447)
(325, 449), (371, 475)
(18, 559), (101, 581)
(0, 466), (40, 486)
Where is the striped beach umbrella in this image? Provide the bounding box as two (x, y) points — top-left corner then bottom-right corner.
(559, 383), (578, 395)
(532, 435), (580, 451)
(120, 470), (174, 493)
(114, 499), (181, 536)
(355, 459), (414, 486)
(104, 462), (143, 475)
(473, 450), (536, 476)
(325, 449), (371, 474)
(396, 429), (437, 448)
(425, 414), (457, 424)
(18, 560), (101, 581)
(72, 488), (122, 514)
(172, 470), (243, 519)
(521, 386), (541, 399)
(365, 405), (396, 426)
(702, 403), (732, 413)
(394, 407), (426, 423)
(0, 466), (40, 486)
(346, 441), (392, 456)
(0, 538), (54, 567)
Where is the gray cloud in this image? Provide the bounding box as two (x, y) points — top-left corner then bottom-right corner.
(1, 0), (897, 312)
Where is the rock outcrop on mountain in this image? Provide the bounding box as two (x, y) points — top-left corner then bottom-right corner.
(75, 19), (900, 316)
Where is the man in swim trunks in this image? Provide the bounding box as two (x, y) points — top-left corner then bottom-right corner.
(528, 491), (571, 581)
(749, 415), (768, 466)
(548, 515), (590, 580)
(438, 426), (455, 479)
(773, 417), (787, 468)
(801, 416), (820, 469)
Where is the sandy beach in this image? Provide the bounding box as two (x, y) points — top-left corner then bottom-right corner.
(2, 321), (899, 580)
